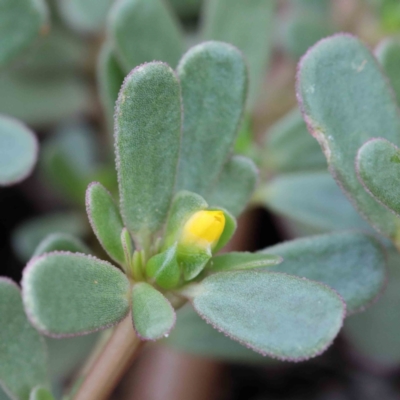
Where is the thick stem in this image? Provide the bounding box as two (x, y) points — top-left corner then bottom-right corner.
(73, 316), (143, 400)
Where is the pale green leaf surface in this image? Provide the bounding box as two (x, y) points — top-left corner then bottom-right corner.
(115, 62), (182, 243)
(33, 233), (90, 258)
(0, 0), (48, 67)
(344, 247), (400, 368)
(0, 278), (48, 400)
(207, 252), (282, 272)
(29, 387), (54, 400)
(12, 212), (88, 262)
(131, 282), (175, 340)
(202, 0), (275, 107)
(109, 0), (184, 73)
(176, 41), (247, 197)
(375, 37), (400, 106)
(206, 155), (258, 217)
(0, 115), (37, 185)
(86, 182), (126, 266)
(297, 34), (400, 240)
(212, 208), (236, 253)
(263, 108), (326, 173)
(22, 253), (130, 336)
(0, 388), (11, 400)
(357, 138), (400, 217)
(188, 271), (345, 360)
(263, 232), (386, 314)
(258, 172), (371, 232)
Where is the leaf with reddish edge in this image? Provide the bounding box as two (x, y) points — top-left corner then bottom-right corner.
(182, 270), (345, 361)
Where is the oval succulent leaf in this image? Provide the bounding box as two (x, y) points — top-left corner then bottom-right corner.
(29, 387), (55, 400)
(86, 182), (126, 267)
(176, 41), (248, 197)
(0, 115), (38, 186)
(131, 282), (176, 340)
(297, 34), (400, 241)
(115, 62), (182, 243)
(263, 232), (387, 314)
(0, 278), (48, 400)
(357, 138), (400, 217)
(22, 252), (131, 337)
(32, 233), (90, 258)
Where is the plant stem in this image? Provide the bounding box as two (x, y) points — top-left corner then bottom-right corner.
(73, 316), (143, 400)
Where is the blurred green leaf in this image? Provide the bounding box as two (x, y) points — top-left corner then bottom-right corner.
(115, 62), (182, 245)
(86, 182), (126, 267)
(33, 233), (90, 257)
(29, 387), (54, 400)
(264, 232), (387, 314)
(176, 42), (247, 197)
(108, 0), (184, 73)
(0, 0), (48, 67)
(131, 282), (175, 340)
(0, 115), (37, 185)
(185, 270), (345, 360)
(263, 108), (326, 173)
(297, 34), (400, 241)
(12, 212), (88, 262)
(22, 253), (130, 336)
(202, 0), (275, 107)
(0, 278), (48, 400)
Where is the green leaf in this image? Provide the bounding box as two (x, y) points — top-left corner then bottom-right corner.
(115, 62), (182, 244)
(0, 0), (48, 67)
(146, 244), (180, 289)
(297, 34), (400, 242)
(108, 0), (184, 73)
(12, 212), (89, 262)
(256, 171), (371, 232)
(207, 252), (282, 272)
(86, 182), (126, 267)
(356, 138), (400, 217)
(180, 248), (211, 282)
(163, 190), (208, 249)
(97, 43), (125, 131)
(58, 0), (113, 34)
(0, 115), (37, 185)
(176, 41), (247, 197)
(0, 387), (11, 400)
(33, 233), (90, 258)
(131, 282), (176, 340)
(0, 278), (48, 400)
(167, 0), (201, 19)
(212, 208), (237, 253)
(165, 305), (270, 363)
(185, 271), (345, 360)
(202, 0), (275, 107)
(263, 232), (387, 314)
(262, 108), (326, 173)
(344, 247), (400, 368)
(29, 387), (54, 400)
(206, 155), (258, 217)
(375, 37), (400, 106)
(22, 252), (130, 337)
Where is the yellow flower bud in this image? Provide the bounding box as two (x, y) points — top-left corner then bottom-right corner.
(181, 210), (225, 250)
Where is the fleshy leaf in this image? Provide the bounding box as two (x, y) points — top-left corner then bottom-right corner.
(206, 155), (258, 217)
(131, 282), (176, 340)
(115, 62), (182, 245)
(207, 252), (282, 272)
(297, 34), (400, 242)
(357, 138), (400, 217)
(185, 271), (345, 360)
(375, 37), (400, 106)
(0, 115), (38, 186)
(262, 108), (326, 173)
(29, 387), (55, 400)
(256, 171), (371, 232)
(212, 208), (236, 253)
(263, 232), (386, 314)
(0, 0), (48, 67)
(202, 0), (275, 107)
(344, 247), (400, 368)
(86, 182), (126, 267)
(22, 252), (130, 337)
(0, 278), (48, 400)
(108, 0), (184, 73)
(176, 41), (247, 197)
(32, 233), (90, 258)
